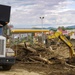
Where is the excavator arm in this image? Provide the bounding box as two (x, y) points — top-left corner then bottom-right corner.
(48, 31), (75, 58)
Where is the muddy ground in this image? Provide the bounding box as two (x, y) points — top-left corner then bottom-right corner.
(0, 62), (75, 75)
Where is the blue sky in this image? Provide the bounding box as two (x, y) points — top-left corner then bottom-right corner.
(0, 0), (75, 28)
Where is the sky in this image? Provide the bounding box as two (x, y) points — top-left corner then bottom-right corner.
(0, 0), (75, 28)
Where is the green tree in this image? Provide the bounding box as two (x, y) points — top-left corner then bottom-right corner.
(61, 26), (65, 30)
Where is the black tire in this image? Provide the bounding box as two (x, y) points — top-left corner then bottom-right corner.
(2, 65), (12, 70)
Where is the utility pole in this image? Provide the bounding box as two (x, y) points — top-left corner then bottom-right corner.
(40, 17), (44, 43)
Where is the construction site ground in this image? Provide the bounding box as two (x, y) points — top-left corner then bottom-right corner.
(0, 39), (75, 75)
(0, 61), (75, 75)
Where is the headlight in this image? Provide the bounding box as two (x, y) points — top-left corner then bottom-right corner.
(6, 52), (15, 57)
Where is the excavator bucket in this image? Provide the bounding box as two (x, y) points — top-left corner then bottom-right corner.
(66, 39), (75, 67)
(0, 4), (11, 26)
(66, 57), (75, 68)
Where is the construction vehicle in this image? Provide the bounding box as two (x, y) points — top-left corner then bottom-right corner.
(48, 31), (75, 59)
(0, 5), (15, 70)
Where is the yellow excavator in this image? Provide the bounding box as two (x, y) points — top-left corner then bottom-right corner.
(48, 31), (75, 59)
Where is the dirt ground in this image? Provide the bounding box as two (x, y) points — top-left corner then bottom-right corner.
(0, 61), (75, 75)
(0, 62), (41, 75)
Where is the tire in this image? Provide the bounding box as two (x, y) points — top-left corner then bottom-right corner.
(2, 65), (12, 70)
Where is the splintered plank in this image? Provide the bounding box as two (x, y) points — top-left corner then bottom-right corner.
(24, 47), (37, 53)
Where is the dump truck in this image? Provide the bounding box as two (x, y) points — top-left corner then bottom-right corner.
(0, 4), (15, 70)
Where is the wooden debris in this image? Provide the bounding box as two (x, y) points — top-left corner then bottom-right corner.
(30, 56), (53, 64)
(25, 47), (37, 53)
(12, 40), (75, 66)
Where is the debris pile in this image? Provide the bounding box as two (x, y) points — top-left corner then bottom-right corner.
(12, 42), (70, 65)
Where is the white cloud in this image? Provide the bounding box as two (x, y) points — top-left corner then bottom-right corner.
(0, 0), (75, 28)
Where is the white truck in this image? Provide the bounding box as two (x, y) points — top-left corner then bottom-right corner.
(0, 4), (15, 70)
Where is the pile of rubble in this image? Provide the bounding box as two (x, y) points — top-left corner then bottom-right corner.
(12, 42), (70, 65)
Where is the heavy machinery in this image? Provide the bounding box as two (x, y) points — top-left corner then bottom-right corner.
(48, 31), (75, 59)
(0, 5), (15, 70)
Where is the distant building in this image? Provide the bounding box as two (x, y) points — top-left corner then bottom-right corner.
(62, 30), (68, 35)
(66, 29), (75, 39)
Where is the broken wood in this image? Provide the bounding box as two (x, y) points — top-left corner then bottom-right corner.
(30, 56), (53, 64)
(24, 47), (37, 53)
